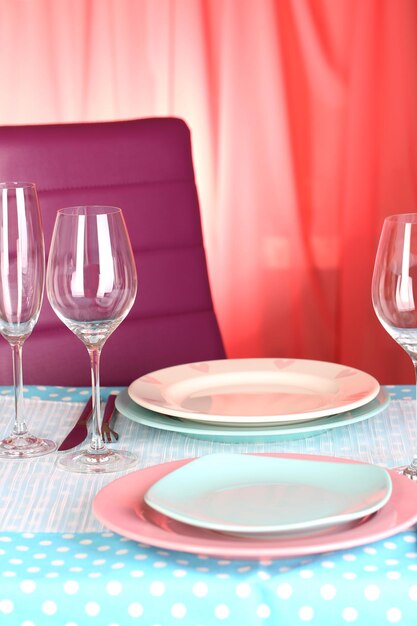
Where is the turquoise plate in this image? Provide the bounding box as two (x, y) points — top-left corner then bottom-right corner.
(115, 387), (390, 442)
(144, 453), (392, 535)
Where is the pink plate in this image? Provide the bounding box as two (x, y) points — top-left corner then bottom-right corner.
(93, 453), (417, 560)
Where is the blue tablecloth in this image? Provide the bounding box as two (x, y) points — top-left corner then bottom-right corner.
(1, 385), (417, 626)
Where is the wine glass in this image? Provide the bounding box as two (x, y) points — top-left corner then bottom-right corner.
(46, 206), (137, 473)
(372, 213), (417, 480)
(0, 182), (56, 458)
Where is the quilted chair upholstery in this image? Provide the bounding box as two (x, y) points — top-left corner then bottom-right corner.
(0, 118), (225, 385)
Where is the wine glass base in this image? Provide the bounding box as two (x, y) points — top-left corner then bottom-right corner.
(0, 434), (56, 459)
(395, 466), (417, 481)
(57, 448), (137, 474)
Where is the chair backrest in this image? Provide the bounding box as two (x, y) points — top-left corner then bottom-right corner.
(0, 118), (225, 385)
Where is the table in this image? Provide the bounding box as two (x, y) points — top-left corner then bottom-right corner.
(1, 385), (417, 626)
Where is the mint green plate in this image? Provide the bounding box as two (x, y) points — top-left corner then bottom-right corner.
(115, 387), (389, 442)
(144, 453), (392, 535)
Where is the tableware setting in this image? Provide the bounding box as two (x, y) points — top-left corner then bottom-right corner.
(46, 205), (137, 473)
(143, 453), (392, 535)
(93, 452), (417, 560)
(114, 357), (389, 442)
(373, 213), (417, 480)
(0, 182), (56, 458)
(115, 385), (389, 442)
(127, 358), (381, 426)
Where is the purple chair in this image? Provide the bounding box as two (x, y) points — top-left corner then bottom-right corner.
(0, 118), (225, 385)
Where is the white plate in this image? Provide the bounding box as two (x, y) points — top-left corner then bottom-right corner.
(144, 453), (392, 535)
(116, 387), (389, 442)
(128, 359), (380, 425)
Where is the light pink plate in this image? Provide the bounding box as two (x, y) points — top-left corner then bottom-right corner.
(93, 453), (417, 560)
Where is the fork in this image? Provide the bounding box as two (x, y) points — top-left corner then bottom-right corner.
(101, 392), (119, 443)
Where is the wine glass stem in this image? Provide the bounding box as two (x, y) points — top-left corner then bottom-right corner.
(88, 346), (105, 453)
(11, 343), (27, 436)
(407, 362), (417, 471)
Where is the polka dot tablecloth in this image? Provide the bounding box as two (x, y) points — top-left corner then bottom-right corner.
(0, 385), (417, 626)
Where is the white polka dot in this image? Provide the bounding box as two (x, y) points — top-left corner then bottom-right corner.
(39, 540), (52, 546)
(386, 559), (399, 566)
(299, 606), (314, 621)
(364, 584), (380, 601)
(9, 559), (22, 565)
(409, 585), (417, 601)
(404, 535), (416, 543)
(27, 567), (40, 573)
(111, 563), (125, 570)
(257, 571), (271, 581)
(300, 569), (314, 579)
(128, 603), (144, 618)
(33, 553), (46, 560)
(363, 547), (377, 554)
(171, 603), (187, 618)
(20, 580), (36, 593)
(363, 565), (378, 572)
(387, 572), (401, 580)
(46, 573), (59, 579)
(387, 608), (402, 623)
(85, 602), (101, 616)
(277, 583), (293, 599)
(342, 607), (358, 622)
(343, 572), (357, 580)
(172, 569), (187, 578)
(130, 570), (144, 578)
(74, 553), (88, 559)
(384, 542), (397, 550)
(116, 549), (128, 555)
(106, 580), (123, 596)
(153, 561), (167, 568)
(234, 582), (251, 598)
(64, 581), (79, 595)
(0, 600), (13, 614)
(16, 545), (29, 552)
(214, 604), (230, 619)
(257, 604), (271, 618)
(42, 601), (57, 616)
(21, 621), (35, 626)
(97, 545), (110, 552)
(79, 539), (92, 545)
(149, 581), (166, 597)
(193, 582), (208, 598)
(321, 560), (335, 568)
(320, 584), (337, 600)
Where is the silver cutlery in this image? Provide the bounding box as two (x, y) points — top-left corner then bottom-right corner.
(58, 396), (92, 451)
(101, 392), (119, 443)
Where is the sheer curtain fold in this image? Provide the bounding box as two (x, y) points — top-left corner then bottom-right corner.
(0, 0), (415, 382)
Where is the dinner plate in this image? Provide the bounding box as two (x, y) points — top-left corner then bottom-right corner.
(115, 387), (390, 442)
(128, 359), (380, 426)
(92, 453), (417, 560)
(144, 453), (392, 535)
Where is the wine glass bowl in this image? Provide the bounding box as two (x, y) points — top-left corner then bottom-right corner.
(372, 213), (417, 479)
(0, 182), (56, 458)
(47, 206), (138, 473)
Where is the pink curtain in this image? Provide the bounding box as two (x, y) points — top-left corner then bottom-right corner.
(1, 0), (416, 383)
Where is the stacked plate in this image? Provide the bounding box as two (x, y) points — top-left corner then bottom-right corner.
(115, 358), (390, 441)
(93, 452), (417, 559)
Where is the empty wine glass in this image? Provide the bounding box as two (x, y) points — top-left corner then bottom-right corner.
(46, 206), (137, 473)
(0, 182), (56, 458)
(372, 213), (417, 480)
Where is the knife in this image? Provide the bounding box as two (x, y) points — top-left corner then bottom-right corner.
(58, 396), (93, 451)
